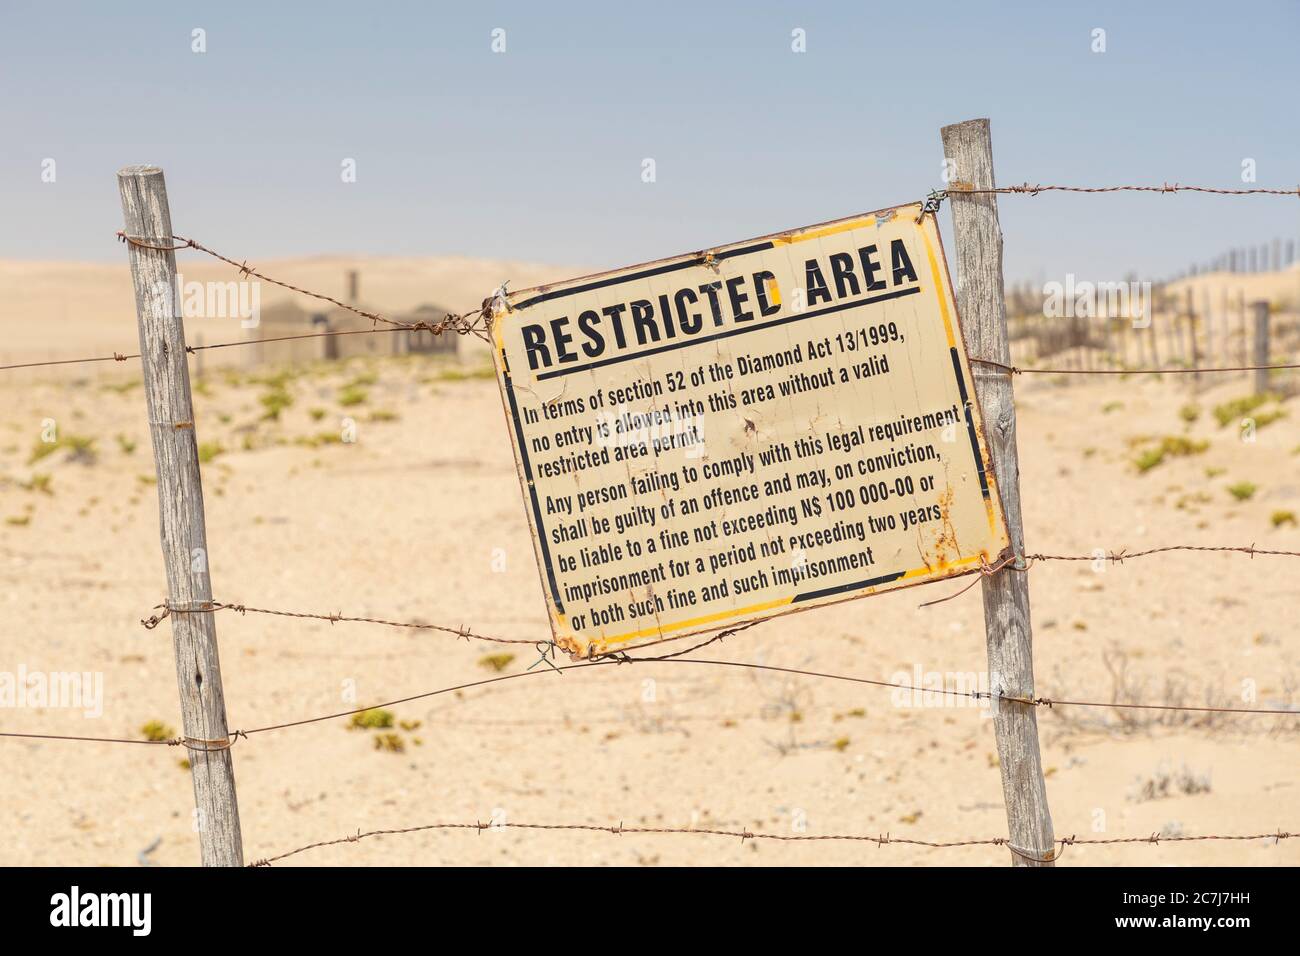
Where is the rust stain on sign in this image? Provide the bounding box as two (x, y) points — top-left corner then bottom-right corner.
(491, 203), (1009, 658)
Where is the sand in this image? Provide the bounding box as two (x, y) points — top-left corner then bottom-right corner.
(0, 258), (1297, 867)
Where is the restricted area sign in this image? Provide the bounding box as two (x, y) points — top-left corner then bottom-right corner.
(492, 202), (1009, 658)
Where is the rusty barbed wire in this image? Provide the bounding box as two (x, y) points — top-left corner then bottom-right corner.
(0, 328), (416, 373)
(117, 231), (494, 341)
(7, 647), (1295, 753)
(0, 729), (245, 751)
(4, 207), (1293, 373)
(1029, 544), (1300, 562)
(135, 537), (1300, 653)
(0, 232), (498, 374)
(970, 357), (1300, 376)
(948, 182), (1300, 198)
(140, 599), (538, 646)
(246, 821), (1295, 866)
(918, 544), (1300, 607)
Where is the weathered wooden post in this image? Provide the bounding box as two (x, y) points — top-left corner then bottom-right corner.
(118, 165), (244, 867)
(1205, 290), (1215, 369)
(1252, 300), (1271, 395)
(941, 119), (1056, 867)
(1238, 289), (1248, 372)
(1186, 288), (1200, 389)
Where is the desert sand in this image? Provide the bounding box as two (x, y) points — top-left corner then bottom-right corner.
(0, 257), (1297, 867)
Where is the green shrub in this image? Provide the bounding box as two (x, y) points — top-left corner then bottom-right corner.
(349, 708), (395, 730)
(338, 385), (368, 407)
(478, 653), (515, 673)
(1133, 436), (1208, 473)
(259, 387), (293, 421)
(140, 720), (175, 742)
(1213, 393), (1275, 428)
(1227, 481), (1257, 502)
(29, 434), (97, 465)
(20, 474), (53, 494)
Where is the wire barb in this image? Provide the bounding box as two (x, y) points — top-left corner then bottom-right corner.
(246, 820), (1297, 866)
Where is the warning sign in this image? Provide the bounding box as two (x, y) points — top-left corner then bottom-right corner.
(491, 202), (1009, 658)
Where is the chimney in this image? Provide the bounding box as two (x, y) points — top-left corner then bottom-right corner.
(347, 269), (359, 303)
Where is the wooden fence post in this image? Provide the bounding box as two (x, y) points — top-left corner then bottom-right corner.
(1252, 300), (1271, 395)
(118, 165), (244, 867)
(941, 119), (1056, 867)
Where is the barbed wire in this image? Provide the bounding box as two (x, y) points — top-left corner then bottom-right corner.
(0, 328), (413, 373)
(5, 647), (1295, 752)
(971, 357), (1300, 377)
(140, 599), (537, 646)
(134, 540), (1300, 656)
(247, 821), (1296, 866)
(117, 232), (494, 341)
(948, 182), (1300, 198)
(3, 205), (1293, 373)
(0, 231), (496, 373)
(1028, 544), (1300, 562)
(917, 544), (1300, 607)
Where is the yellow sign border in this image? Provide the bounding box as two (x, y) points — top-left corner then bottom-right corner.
(490, 202), (1009, 657)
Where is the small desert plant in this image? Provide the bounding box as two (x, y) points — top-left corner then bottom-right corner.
(349, 708), (395, 730)
(436, 365), (496, 382)
(1213, 393), (1275, 428)
(259, 387), (293, 421)
(1128, 762), (1212, 802)
(292, 431), (343, 448)
(20, 474), (53, 495)
(1133, 435), (1209, 473)
(1178, 403), (1200, 425)
(29, 434), (97, 465)
(140, 720), (175, 742)
(197, 441), (225, 464)
(373, 733), (405, 753)
(478, 653), (515, 673)
(1272, 510), (1297, 528)
(100, 379), (140, 394)
(337, 384), (368, 407)
(1227, 481), (1257, 501)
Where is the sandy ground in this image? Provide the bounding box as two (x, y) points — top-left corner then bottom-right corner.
(0, 309), (1297, 867)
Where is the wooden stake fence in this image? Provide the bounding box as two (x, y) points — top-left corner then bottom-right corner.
(1253, 301), (1271, 394)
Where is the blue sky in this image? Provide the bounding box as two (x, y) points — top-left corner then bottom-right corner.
(2, 0), (1297, 284)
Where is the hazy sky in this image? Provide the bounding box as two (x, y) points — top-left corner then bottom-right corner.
(2, 0), (1297, 287)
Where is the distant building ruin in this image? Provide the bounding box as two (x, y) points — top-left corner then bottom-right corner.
(251, 270), (458, 366)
